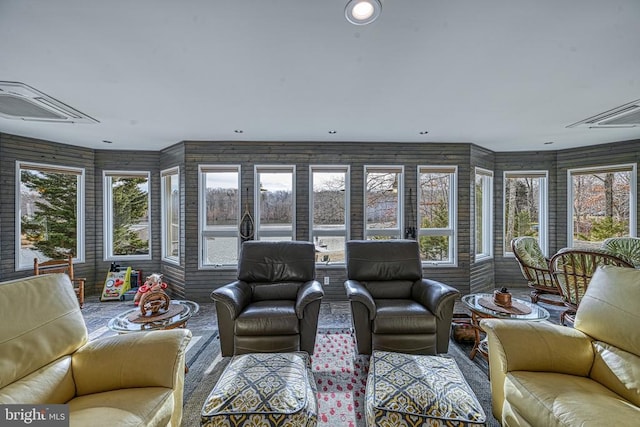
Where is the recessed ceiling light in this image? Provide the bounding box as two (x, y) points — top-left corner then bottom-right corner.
(345, 0), (382, 25)
(328, 130), (337, 134)
(234, 129), (243, 134)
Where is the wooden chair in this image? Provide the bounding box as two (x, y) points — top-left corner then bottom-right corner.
(511, 236), (563, 305)
(34, 255), (85, 308)
(549, 248), (633, 324)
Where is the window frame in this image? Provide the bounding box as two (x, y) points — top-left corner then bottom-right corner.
(474, 167), (494, 261)
(103, 170), (152, 261)
(254, 165), (296, 241)
(161, 167), (180, 264)
(309, 165), (350, 266)
(16, 161), (86, 270)
(417, 165), (458, 266)
(364, 165), (404, 240)
(503, 170), (549, 257)
(567, 163), (637, 248)
(198, 164), (241, 269)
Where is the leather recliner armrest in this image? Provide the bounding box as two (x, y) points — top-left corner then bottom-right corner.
(72, 329), (192, 396)
(411, 278), (459, 318)
(210, 280), (252, 319)
(344, 280), (376, 319)
(295, 280), (324, 318)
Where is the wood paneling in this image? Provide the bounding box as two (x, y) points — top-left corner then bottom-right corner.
(2, 133), (639, 304)
(0, 134), (96, 286)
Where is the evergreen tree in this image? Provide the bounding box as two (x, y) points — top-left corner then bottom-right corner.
(111, 177), (149, 255)
(21, 170), (78, 259)
(419, 199), (449, 261)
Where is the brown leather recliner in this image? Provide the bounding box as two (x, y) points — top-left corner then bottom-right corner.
(211, 240), (324, 356)
(344, 240), (460, 355)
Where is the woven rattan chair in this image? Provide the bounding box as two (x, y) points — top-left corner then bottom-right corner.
(511, 237), (563, 305)
(601, 237), (640, 268)
(549, 248), (633, 324)
(34, 255), (85, 308)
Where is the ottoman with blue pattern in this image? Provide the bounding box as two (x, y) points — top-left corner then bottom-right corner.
(201, 351), (317, 426)
(365, 351), (486, 426)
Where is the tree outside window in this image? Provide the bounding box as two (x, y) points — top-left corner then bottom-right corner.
(504, 171), (548, 255)
(256, 166), (295, 241)
(104, 172), (150, 259)
(161, 167), (180, 262)
(19, 163), (84, 268)
(311, 166), (349, 264)
(418, 166), (456, 264)
(200, 166), (240, 267)
(475, 168), (493, 259)
(569, 164), (636, 248)
(365, 166), (403, 240)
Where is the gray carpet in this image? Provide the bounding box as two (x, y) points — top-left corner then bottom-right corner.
(178, 331), (498, 427)
(82, 299), (515, 426)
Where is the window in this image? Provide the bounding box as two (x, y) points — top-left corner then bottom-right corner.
(310, 166), (349, 264)
(161, 167), (180, 263)
(503, 171), (548, 256)
(199, 165), (241, 267)
(17, 162), (85, 269)
(365, 166), (403, 240)
(103, 171), (151, 260)
(417, 166), (457, 265)
(255, 166), (295, 241)
(568, 164), (637, 248)
(475, 168), (493, 260)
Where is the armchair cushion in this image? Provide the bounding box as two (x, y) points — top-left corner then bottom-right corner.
(373, 300), (436, 334)
(234, 301), (298, 335)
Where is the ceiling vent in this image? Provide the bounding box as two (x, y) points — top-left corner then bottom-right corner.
(567, 99), (640, 129)
(0, 81), (98, 124)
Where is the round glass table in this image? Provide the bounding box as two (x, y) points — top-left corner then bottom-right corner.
(108, 300), (200, 333)
(462, 293), (550, 360)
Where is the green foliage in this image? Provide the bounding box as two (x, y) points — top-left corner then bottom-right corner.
(419, 200), (449, 260)
(21, 171), (78, 258)
(111, 177), (149, 255)
(590, 216), (627, 241)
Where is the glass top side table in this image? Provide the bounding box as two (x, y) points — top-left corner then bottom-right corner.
(462, 293), (550, 360)
(108, 300), (200, 333)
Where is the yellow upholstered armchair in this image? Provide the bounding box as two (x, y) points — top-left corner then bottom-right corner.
(482, 266), (640, 426)
(0, 274), (192, 427)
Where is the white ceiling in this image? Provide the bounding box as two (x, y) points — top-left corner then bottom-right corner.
(1, 0), (639, 152)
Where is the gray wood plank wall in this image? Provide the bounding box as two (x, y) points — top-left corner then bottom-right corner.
(1, 132), (639, 303)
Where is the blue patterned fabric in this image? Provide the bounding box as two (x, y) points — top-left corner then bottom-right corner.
(201, 352), (317, 426)
(366, 351), (486, 426)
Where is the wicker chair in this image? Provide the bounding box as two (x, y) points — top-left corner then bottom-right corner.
(601, 237), (640, 268)
(511, 237), (563, 305)
(549, 248), (633, 324)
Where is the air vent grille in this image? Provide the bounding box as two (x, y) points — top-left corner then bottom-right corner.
(567, 100), (640, 128)
(0, 81), (98, 124)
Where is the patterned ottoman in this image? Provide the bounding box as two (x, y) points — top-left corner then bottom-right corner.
(365, 351), (486, 426)
(201, 352), (317, 426)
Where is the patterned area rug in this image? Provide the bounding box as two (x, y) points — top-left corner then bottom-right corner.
(180, 329), (498, 427)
